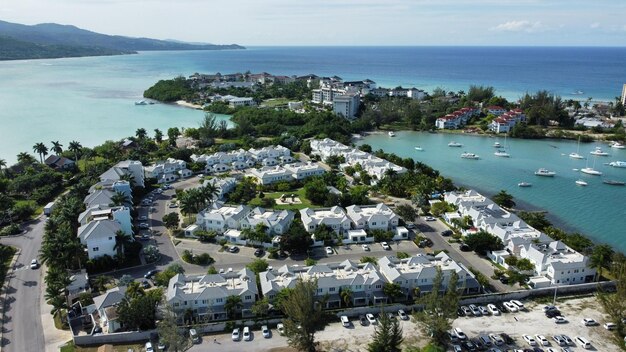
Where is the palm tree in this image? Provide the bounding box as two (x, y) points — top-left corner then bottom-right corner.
(51, 141), (63, 155)
(0, 158), (6, 175)
(16, 152), (36, 165)
(47, 294), (69, 316)
(68, 140), (82, 161)
(33, 142), (49, 163)
(92, 275), (112, 293)
(110, 191), (130, 206)
(119, 173), (136, 187)
(135, 128), (148, 140)
(154, 129), (163, 144)
(225, 295), (242, 319)
(114, 230), (132, 260)
(340, 287), (353, 307)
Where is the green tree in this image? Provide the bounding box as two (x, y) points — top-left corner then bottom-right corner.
(281, 279), (326, 352)
(114, 230), (132, 261)
(395, 204), (417, 223)
(414, 268), (460, 346)
(340, 287), (353, 307)
(162, 212), (180, 229)
(33, 142), (49, 163)
(493, 190), (515, 208)
(92, 275), (112, 292)
(68, 140), (82, 162)
(252, 297), (270, 317)
(368, 309), (404, 352)
(360, 256), (378, 265)
(167, 127), (181, 146)
(246, 258), (269, 274)
(154, 128), (163, 144)
(110, 191), (130, 206)
(158, 305), (188, 352)
(518, 211), (552, 231)
(590, 244), (614, 281)
(464, 230), (504, 255)
(50, 141), (63, 155)
(135, 128), (148, 140)
(225, 295), (242, 319)
(17, 152), (37, 165)
(515, 258), (535, 272)
(598, 261), (626, 344)
(383, 282), (403, 302)
(117, 289), (162, 330)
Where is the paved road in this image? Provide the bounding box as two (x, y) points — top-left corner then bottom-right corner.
(0, 218), (46, 352)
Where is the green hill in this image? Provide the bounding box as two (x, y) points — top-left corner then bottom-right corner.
(0, 20), (245, 60)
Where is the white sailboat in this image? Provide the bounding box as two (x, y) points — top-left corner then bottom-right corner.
(611, 141), (625, 149)
(494, 135), (510, 157)
(569, 136), (584, 159)
(590, 147), (609, 156)
(581, 155), (602, 176)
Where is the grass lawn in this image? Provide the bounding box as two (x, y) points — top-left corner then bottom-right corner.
(60, 341), (143, 352)
(261, 98), (290, 108)
(76, 156), (106, 172)
(248, 187), (312, 210)
(14, 199), (43, 219)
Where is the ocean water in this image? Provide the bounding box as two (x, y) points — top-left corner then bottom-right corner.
(1, 46), (625, 248)
(357, 132), (626, 252)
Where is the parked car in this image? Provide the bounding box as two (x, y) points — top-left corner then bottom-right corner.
(340, 315), (350, 327)
(546, 309), (562, 318)
(554, 316), (567, 324)
(522, 334), (537, 346)
(276, 323), (284, 335)
(254, 248), (265, 257)
(543, 305), (558, 312)
(189, 328), (201, 343)
(457, 307), (465, 317)
(144, 269), (158, 279)
(503, 301), (518, 313)
(157, 339), (166, 351)
(30, 259), (39, 269)
(603, 322), (617, 330)
(243, 327), (251, 341)
(141, 280), (151, 289)
(359, 315), (368, 326)
(441, 229), (453, 236)
(325, 246), (334, 255)
(366, 313), (377, 325)
(387, 312), (396, 320)
(262, 325), (270, 338)
(478, 306), (490, 316)
(145, 342), (154, 352)
(510, 300), (525, 310)
(138, 215), (148, 221)
(561, 334), (574, 345)
(454, 327), (467, 340)
(459, 243), (471, 251)
(398, 309), (409, 320)
(499, 332), (514, 345)
(381, 242), (391, 250)
(581, 318), (598, 326)
(535, 335), (549, 346)
(489, 333), (504, 346)
(487, 304), (501, 315)
(361, 244), (370, 251)
(452, 345), (463, 352)
(553, 335), (567, 346)
(461, 306), (472, 316)
(138, 223), (150, 229)
(425, 216), (436, 221)
(469, 304), (481, 316)
(462, 341), (477, 351)
(228, 246), (240, 253)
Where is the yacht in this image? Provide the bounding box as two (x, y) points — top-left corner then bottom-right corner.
(414, 146), (423, 151)
(609, 161), (626, 168)
(581, 167), (602, 176)
(134, 100), (148, 106)
(590, 147), (609, 156)
(388, 131), (395, 137)
(534, 168), (556, 177)
(494, 150), (510, 157)
(448, 141), (463, 147)
(460, 152), (480, 160)
(575, 179), (588, 186)
(518, 182), (532, 187)
(493, 142), (501, 148)
(569, 135), (585, 159)
(611, 142), (625, 149)
(603, 179), (625, 186)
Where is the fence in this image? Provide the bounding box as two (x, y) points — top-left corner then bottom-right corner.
(73, 329), (156, 346)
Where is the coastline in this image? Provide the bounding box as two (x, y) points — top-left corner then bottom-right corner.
(175, 100), (203, 110)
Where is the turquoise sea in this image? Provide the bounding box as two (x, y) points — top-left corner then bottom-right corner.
(357, 132), (626, 252)
(1, 46), (625, 249)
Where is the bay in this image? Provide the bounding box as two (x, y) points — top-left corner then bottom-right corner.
(357, 132), (626, 252)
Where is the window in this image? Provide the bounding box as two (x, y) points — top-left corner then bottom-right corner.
(371, 222), (376, 226)
(245, 295), (252, 300)
(174, 303), (179, 307)
(108, 237), (112, 240)
(92, 247), (99, 252)
(329, 287), (336, 292)
(375, 284), (382, 289)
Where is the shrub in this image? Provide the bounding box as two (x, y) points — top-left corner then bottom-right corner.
(0, 224), (21, 236)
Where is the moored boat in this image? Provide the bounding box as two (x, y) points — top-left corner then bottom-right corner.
(518, 182), (532, 187)
(494, 150), (510, 157)
(575, 179), (588, 186)
(610, 142), (625, 149)
(414, 146), (423, 151)
(590, 147), (609, 156)
(603, 179), (625, 186)
(388, 131), (395, 137)
(609, 161), (626, 168)
(534, 168), (556, 177)
(581, 167), (602, 176)
(460, 152), (480, 159)
(448, 141), (462, 147)
(135, 100), (148, 105)
(493, 142), (501, 148)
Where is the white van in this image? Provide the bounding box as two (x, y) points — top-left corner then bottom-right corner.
(340, 315), (350, 327)
(574, 336), (592, 349)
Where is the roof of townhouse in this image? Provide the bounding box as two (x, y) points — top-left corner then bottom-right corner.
(199, 202), (250, 220)
(93, 286), (127, 311)
(77, 219), (122, 243)
(346, 204), (398, 222)
(167, 269), (257, 301)
(83, 189), (116, 207)
(245, 207), (294, 228)
(300, 206), (350, 226)
(486, 106), (505, 110)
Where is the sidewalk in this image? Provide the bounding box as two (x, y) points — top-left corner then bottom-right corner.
(40, 265), (73, 352)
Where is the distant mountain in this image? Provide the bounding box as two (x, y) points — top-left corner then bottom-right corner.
(0, 35), (132, 60)
(0, 20), (244, 60)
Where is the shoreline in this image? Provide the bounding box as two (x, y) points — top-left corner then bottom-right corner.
(175, 100), (204, 110)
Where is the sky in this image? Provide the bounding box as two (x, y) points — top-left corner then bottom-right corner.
(1, 0), (626, 46)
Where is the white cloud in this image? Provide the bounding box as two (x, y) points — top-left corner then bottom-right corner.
(490, 20), (546, 33)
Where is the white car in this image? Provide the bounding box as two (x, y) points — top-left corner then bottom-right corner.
(261, 325), (270, 338)
(581, 318), (598, 326)
(425, 216), (436, 221)
(366, 313), (377, 325)
(276, 323), (284, 335)
(452, 345), (462, 352)
(340, 315), (350, 327)
(398, 309), (409, 320)
(381, 242), (391, 250)
(487, 304), (500, 315)
(554, 316), (567, 324)
(243, 326), (251, 341)
(138, 223), (150, 229)
(503, 301), (518, 312)
(535, 334), (549, 346)
(522, 334), (537, 346)
(469, 304), (481, 316)
(30, 259), (39, 269)
(453, 327), (467, 340)
(478, 306), (490, 315)
(232, 328), (240, 341)
(325, 246), (333, 255)
(361, 244), (370, 251)
(489, 333), (504, 346)
(603, 322), (617, 330)
(510, 300), (525, 310)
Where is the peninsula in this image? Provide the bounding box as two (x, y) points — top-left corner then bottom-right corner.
(0, 20), (245, 61)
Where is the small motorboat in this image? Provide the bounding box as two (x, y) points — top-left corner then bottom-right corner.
(388, 131), (396, 137)
(603, 179), (625, 186)
(493, 142), (501, 148)
(461, 152), (480, 159)
(135, 100), (148, 105)
(448, 141), (463, 147)
(590, 147), (609, 156)
(575, 179), (588, 186)
(611, 142), (625, 149)
(534, 168), (556, 177)
(414, 146), (423, 151)
(518, 182), (532, 187)
(609, 161), (626, 168)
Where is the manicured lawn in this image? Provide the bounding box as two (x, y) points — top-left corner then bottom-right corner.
(249, 187), (312, 210)
(76, 156), (106, 172)
(60, 341), (143, 352)
(261, 98), (290, 108)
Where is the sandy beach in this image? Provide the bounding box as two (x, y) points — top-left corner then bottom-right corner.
(176, 100), (203, 110)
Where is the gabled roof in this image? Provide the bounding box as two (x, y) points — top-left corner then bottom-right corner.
(93, 286), (126, 311)
(78, 220), (121, 243)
